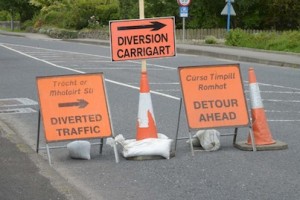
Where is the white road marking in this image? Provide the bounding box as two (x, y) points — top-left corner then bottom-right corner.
(155, 89), (181, 92)
(1, 44), (85, 74)
(245, 90), (300, 94)
(243, 81), (300, 91)
(266, 110), (300, 114)
(0, 44), (180, 101)
(75, 67), (168, 70)
(1, 43), (176, 70)
(262, 99), (300, 103)
(0, 107), (37, 114)
(268, 120), (300, 122)
(1, 43), (299, 121)
(0, 98), (38, 107)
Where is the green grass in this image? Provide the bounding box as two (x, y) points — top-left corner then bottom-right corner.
(0, 27), (22, 32)
(225, 29), (300, 53)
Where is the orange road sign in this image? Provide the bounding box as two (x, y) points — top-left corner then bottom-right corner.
(109, 17), (176, 61)
(178, 64), (249, 130)
(36, 73), (112, 142)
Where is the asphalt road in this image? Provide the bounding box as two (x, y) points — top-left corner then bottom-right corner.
(0, 34), (299, 200)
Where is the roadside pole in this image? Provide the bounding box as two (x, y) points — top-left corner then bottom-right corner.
(139, 0), (147, 72)
(221, 0), (236, 32)
(226, 0), (231, 32)
(178, 0), (191, 43)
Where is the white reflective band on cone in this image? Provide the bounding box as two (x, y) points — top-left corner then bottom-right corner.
(249, 83), (263, 109)
(137, 93), (156, 128)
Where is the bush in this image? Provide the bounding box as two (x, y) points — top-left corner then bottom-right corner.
(0, 11), (10, 21)
(265, 31), (300, 53)
(204, 36), (218, 44)
(225, 29), (300, 53)
(225, 28), (251, 46)
(70, 2), (119, 30)
(38, 27), (78, 39)
(78, 27), (109, 40)
(43, 10), (66, 28)
(21, 20), (35, 32)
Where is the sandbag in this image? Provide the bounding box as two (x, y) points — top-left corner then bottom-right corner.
(196, 129), (221, 151)
(114, 134), (173, 159)
(67, 140), (91, 160)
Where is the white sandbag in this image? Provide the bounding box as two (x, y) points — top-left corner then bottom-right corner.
(114, 134), (173, 159)
(196, 129), (221, 151)
(67, 140), (91, 160)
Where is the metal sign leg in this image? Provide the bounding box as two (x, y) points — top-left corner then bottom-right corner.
(233, 127), (238, 145)
(46, 144), (52, 165)
(174, 98), (183, 153)
(188, 131), (195, 156)
(113, 141), (119, 163)
(100, 138), (104, 154)
(248, 127), (257, 151)
(36, 110), (41, 153)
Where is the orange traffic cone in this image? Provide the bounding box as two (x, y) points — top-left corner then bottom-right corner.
(246, 68), (275, 145)
(136, 71), (158, 140)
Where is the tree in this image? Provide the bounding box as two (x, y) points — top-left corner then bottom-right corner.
(266, 0), (300, 30)
(234, 0), (267, 29)
(0, 0), (37, 30)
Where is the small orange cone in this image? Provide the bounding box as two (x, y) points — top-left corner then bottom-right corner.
(246, 68), (275, 145)
(136, 71), (158, 140)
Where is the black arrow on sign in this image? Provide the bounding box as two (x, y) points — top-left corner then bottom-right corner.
(117, 21), (166, 31)
(58, 99), (88, 109)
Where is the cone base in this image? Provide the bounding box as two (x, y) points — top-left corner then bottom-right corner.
(124, 155), (169, 161)
(246, 140), (276, 145)
(235, 140), (288, 151)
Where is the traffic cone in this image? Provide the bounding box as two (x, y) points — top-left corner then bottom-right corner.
(246, 68), (275, 145)
(136, 71), (158, 140)
(235, 68), (287, 151)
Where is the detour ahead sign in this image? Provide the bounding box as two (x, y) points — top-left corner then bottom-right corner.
(178, 64), (249, 130)
(110, 17), (176, 61)
(36, 73), (112, 142)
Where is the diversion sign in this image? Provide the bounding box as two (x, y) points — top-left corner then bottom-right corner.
(36, 73), (112, 142)
(109, 17), (176, 61)
(178, 64), (250, 130)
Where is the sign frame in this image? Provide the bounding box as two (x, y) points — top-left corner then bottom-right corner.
(178, 64), (250, 130)
(109, 16), (176, 61)
(175, 64), (256, 154)
(36, 73), (119, 164)
(36, 73), (113, 142)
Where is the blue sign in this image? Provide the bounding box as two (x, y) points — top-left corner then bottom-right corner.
(180, 6), (188, 18)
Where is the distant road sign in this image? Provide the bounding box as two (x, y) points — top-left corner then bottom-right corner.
(36, 73), (112, 142)
(180, 6), (189, 18)
(221, 3), (236, 16)
(109, 17), (176, 61)
(177, 0), (191, 6)
(178, 64), (249, 130)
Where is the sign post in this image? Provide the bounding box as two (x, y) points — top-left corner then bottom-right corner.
(138, 0), (146, 72)
(177, 0), (191, 42)
(36, 73), (119, 164)
(109, 0), (176, 148)
(221, 0), (236, 32)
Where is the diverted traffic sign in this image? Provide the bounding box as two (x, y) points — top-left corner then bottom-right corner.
(178, 64), (249, 130)
(36, 73), (112, 142)
(109, 17), (176, 61)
